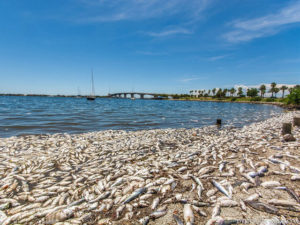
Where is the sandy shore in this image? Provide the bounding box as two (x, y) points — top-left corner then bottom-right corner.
(0, 111), (300, 224)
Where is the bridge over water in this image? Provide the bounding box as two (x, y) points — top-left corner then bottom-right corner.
(108, 92), (170, 99)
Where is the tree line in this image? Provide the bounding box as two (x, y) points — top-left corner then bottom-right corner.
(190, 83), (298, 98)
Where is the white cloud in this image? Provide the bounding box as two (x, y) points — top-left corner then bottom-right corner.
(224, 1), (300, 42)
(207, 55), (229, 61)
(179, 76), (208, 82)
(77, 0), (212, 22)
(147, 28), (192, 37)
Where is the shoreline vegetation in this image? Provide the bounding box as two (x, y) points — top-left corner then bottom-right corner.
(171, 83), (300, 109)
(0, 111), (299, 224)
(1, 83), (299, 109)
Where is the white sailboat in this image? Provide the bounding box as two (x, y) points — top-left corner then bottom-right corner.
(87, 69), (96, 101)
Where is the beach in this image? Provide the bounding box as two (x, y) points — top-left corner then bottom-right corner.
(0, 111), (299, 225)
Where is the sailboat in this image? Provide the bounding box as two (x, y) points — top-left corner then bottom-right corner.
(87, 69), (96, 101)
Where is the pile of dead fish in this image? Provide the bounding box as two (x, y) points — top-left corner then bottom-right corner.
(0, 111), (299, 225)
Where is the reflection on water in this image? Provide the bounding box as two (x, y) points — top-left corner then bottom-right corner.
(0, 96), (283, 137)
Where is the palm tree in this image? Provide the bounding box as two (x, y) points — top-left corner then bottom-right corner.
(274, 87), (280, 98)
(280, 85), (288, 98)
(288, 87), (294, 94)
(223, 88), (228, 97)
(269, 82), (277, 98)
(216, 88), (223, 98)
(212, 88), (216, 96)
(229, 88), (236, 96)
(259, 84), (266, 97)
(237, 87), (243, 97)
(208, 90), (211, 96)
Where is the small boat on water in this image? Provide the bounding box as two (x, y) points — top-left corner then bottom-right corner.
(87, 69), (96, 101)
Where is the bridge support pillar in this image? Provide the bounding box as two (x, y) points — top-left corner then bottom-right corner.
(131, 94), (134, 98)
(124, 93), (127, 98)
(140, 94), (144, 99)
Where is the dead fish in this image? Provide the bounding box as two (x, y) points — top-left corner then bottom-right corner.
(190, 175), (204, 188)
(45, 207), (76, 224)
(244, 201), (279, 214)
(0, 211), (7, 224)
(268, 199), (299, 207)
(116, 205), (125, 219)
(219, 161), (227, 172)
(150, 210), (167, 219)
(0, 202), (11, 210)
(274, 186), (300, 203)
(244, 193), (259, 202)
(199, 166), (215, 175)
(197, 185), (203, 199)
(123, 187), (147, 204)
(212, 203), (221, 218)
(173, 214), (184, 225)
(151, 197), (160, 210)
(205, 216), (224, 225)
(211, 180), (231, 198)
(192, 205), (207, 216)
(111, 177), (124, 187)
(220, 200), (238, 207)
(184, 204), (194, 225)
(291, 174), (300, 181)
(261, 181), (281, 188)
(139, 216), (150, 225)
(259, 217), (281, 225)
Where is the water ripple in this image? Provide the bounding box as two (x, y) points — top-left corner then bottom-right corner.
(0, 96), (283, 138)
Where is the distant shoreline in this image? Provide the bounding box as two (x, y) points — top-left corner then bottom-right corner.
(1, 94), (298, 109)
(167, 98), (300, 110)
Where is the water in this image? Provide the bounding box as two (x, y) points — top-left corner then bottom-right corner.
(0, 96), (283, 138)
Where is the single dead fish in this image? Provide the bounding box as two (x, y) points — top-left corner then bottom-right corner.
(211, 180), (231, 198)
(173, 214), (184, 225)
(184, 204), (194, 225)
(123, 187), (147, 204)
(245, 201), (279, 215)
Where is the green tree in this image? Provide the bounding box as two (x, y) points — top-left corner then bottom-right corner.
(286, 85), (300, 105)
(229, 88), (236, 96)
(269, 82), (277, 98)
(216, 88), (223, 98)
(237, 87), (243, 97)
(208, 90), (211, 96)
(274, 87), (280, 98)
(280, 85), (288, 98)
(223, 88), (228, 97)
(247, 88), (258, 97)
(212, 88), (216, 96)
(259, 84), (266, 97)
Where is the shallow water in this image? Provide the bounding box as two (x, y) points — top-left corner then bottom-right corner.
(0, 96), (283, 137)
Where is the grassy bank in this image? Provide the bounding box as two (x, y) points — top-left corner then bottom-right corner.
(169, 96), (300, 109)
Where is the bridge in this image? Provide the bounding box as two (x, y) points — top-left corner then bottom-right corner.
(108, 92), (170, 99)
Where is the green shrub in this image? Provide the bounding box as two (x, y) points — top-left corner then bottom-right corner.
(286, 86), (300, 105)
(250, 96), (262, 101)
(230, 97), (237, 101)
(265, 98), (275, 102)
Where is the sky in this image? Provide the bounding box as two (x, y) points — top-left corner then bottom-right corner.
(0, 0), (299, 95)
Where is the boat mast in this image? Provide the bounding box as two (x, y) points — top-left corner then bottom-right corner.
(91, 69), (95, 96)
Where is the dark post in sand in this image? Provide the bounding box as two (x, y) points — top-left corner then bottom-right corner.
(282, 123), (292, 135)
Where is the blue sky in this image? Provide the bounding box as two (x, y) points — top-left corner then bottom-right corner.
(0, 0), (299, 95)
